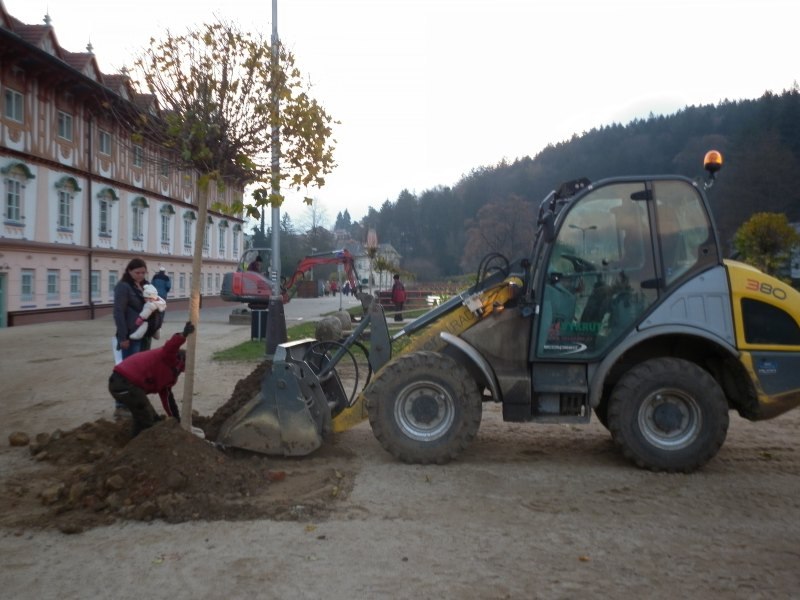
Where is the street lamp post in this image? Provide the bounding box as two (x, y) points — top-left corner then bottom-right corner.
(569, 224), (597, 255)
(366, 228), (378, 297)
(270, 0), (281, 289)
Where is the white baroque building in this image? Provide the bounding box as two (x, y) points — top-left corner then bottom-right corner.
(0, 2), (246, 326)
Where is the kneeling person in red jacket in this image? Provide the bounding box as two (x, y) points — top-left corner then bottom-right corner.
(109, 321), (194, 436)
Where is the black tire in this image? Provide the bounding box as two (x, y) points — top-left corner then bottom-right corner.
(365, 351), (482, 465)
(593, 399), (609, 430)
(608, 357), (729, 473)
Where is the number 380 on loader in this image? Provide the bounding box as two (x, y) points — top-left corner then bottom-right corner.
(218, 151), (800, 472)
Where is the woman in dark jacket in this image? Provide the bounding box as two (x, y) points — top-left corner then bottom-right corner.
(114, 257), (149, 360)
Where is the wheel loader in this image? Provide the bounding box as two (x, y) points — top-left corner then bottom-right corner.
(218, 151), (800, 472)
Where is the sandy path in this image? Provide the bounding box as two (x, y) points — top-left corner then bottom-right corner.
(1, 309), (799, 599)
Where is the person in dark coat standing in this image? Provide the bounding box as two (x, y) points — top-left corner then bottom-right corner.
(112, 258), (151, 418)
(391, 273), (407, 322)
(152, 266), (171, 300)
(108, 322), (194, 436)
(113, 257), (150, 359)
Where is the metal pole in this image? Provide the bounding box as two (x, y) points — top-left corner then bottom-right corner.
(270, 0), (281, 288)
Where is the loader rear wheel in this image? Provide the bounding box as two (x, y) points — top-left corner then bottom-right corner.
(607, 357), (729, 473)
(593, 399), (609, 430)
(365, 351), (482, 465)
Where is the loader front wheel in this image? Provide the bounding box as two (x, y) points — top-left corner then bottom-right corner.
(608, 357), (729, 473)
(366, 351), (482, 464)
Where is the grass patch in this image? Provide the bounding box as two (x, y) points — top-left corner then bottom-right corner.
(212, 320), (319, 361)
(211, 303), (431, 362)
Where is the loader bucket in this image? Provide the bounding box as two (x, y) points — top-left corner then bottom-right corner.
(216, 339), (335, 456)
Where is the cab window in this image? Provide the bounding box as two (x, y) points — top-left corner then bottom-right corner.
(653, 180), (715, 287)
(537, 182), (658, 359)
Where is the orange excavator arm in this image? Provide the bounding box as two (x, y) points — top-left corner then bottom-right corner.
(282, 249), (360, 295)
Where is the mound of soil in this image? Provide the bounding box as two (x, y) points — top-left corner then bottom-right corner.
(1, 363), (356, 534)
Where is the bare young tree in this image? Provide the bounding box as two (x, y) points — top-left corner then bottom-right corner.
(121, 21), (337, 429)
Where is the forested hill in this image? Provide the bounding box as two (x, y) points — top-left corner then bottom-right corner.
(349, 87), (800, 279)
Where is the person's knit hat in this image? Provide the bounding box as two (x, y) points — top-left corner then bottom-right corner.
(143, 284), (159, 300)
(159, 266), (166, 271)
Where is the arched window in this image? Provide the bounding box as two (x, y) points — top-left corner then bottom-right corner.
(131, 196), (148, 240)
(96, 187), (118, 236)
(203, 216), (213, 250)
(183, 210), (197, 248)
(218, 220), (229, 256)
(55, 176), (81, 230)
(160, 204), (175, 244)
(2, 161), (35, 224)
(232, 223), (242, 258)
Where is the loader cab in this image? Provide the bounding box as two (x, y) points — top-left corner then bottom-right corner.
(533, 176), (720, 360)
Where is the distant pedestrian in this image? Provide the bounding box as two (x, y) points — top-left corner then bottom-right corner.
(391, 273), (406, 322)
(330, 280), (338, 296)
(343, 281), (351, 296)
(152, 267), (171, 300)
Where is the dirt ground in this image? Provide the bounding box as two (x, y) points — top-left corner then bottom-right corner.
(1, 309), (799, 599)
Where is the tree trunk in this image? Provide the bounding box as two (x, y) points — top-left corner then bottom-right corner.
(181, 177), (210, 431)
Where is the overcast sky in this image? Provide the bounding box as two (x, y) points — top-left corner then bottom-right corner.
(11, 0), (799, 227)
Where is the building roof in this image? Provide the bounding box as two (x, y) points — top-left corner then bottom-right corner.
(1, 2), (134, 102)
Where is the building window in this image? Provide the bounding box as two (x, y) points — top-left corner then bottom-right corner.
(206, 273), (212, 293)
(91, 270), (101, 300)
(159, 157), (169, 177)
(132, 204), (144, 239)
(55, 176), (80, 230)
(58, 190), (72, 229)
(21, 269), (34, 302)
(108, 270), (118, 300)
(132, 144), (144, 168)
(218, 224), (226, 255)
(161, 213), (171, 243)
(179, 272), (186, 295)
(160, 204), (175, 244)
(99, 130), (112, 155)
(3, 162), (34, 224)
(4, 88), (23, 122)
(70, 270), (81, 300)
(233, 226), (240, 259)
(183, 211), (196, 248)
(131, 196), (148, 241)
(47, 269), (60, 301)
(99, 199), (110, 235)
(96, 188), (117, 236)
(215, 272), (220, 292)
(5, 178), (21, 221)
(58, 111), (73, 141)
(204, 222), (211, 250)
